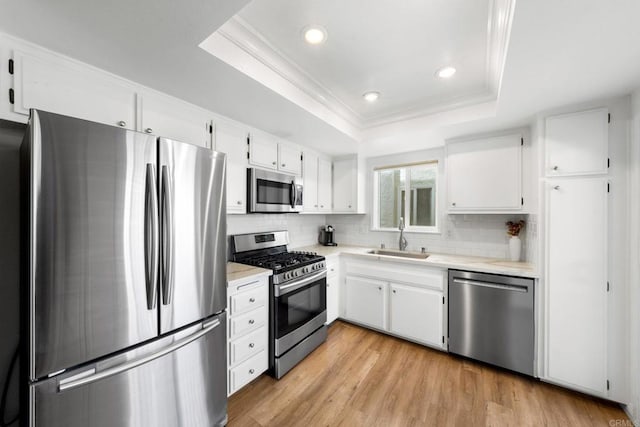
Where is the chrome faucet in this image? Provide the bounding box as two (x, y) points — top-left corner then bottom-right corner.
(398, 217), (408, 251)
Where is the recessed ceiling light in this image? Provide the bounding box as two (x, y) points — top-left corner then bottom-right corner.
(303, 26), (327, 45)
(436, 66), (457, 79)
(363, 91), (380, 102)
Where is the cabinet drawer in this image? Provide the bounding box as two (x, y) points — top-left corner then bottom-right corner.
(345, 259), (444, 290)
(230, 306), (267, 339)
(230, 326), (267, 366)
(229, 350), (267, 395)
(230, 285), (266, 316)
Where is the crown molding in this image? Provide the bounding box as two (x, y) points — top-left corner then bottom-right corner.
(200, 0), (516, 140)
(217, 17), (363, 126)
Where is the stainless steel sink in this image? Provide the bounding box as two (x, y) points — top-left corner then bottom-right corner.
(366, 249), (430, 259)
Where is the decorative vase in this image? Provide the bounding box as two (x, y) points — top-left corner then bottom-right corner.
(509, 235), (521, 261)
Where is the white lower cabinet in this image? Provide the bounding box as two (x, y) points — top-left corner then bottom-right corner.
(345, 276), (388, 330)
(227, 273), (269, 396)
(325, 256), (340, 324)
(389, 283), (443, 347)
(342, 258), (445, 350)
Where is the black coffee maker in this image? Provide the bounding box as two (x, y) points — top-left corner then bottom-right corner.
(319, 225), (337, 246)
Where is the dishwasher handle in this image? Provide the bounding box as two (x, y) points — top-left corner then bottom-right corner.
(452, 278), (529, 293)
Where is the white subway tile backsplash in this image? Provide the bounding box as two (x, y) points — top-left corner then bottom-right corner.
(226, 212), (537, 265)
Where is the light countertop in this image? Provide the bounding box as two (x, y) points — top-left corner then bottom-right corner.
(293, 244), (538, 278)
(227, 262), (271, 286)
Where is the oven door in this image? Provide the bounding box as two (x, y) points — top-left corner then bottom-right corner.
(248, 168), (303, 213)
(273, 270), (327, 356)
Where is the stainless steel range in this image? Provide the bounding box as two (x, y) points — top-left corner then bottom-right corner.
(231, 231), (327, 379)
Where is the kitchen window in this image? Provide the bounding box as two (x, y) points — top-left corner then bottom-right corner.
(372, 161), (439, 233)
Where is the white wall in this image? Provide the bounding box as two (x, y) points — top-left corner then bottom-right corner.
(628, 89), (640, 424)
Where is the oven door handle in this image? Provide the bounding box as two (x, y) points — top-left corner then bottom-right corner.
(275, 270), (327, 297)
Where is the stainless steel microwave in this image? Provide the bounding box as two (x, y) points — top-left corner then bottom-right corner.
(247, 168), (303, 213)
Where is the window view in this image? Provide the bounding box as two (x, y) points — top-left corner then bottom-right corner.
(375, 162), (437, 231)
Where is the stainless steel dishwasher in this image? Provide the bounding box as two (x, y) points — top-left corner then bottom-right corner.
(448, 270), (534, 376)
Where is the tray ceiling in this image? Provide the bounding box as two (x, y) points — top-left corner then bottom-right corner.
(200, 0), (515, 132)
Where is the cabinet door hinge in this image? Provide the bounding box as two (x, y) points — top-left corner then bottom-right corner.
(607, 158), (610, 168)
(607, 281), (610, 292)
(8, 59), (14, 75)
(247, 134), (250, 145)
(8, 88), (14, 105)
(608, 113), (611, 124)
(521, 137), (524, 146)
(607, 183), (610, 193)
(442, 336), (445, 344)
(300, 154), (303, 161)
(521, 197), (524, 206)
(442, 296), (445, 304)
(607, 380), (610, 390)
(208, 124), (213, 134)
(247, 152), (250, 160)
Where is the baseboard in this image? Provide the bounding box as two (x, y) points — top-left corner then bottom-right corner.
(623, 403), (638, 426)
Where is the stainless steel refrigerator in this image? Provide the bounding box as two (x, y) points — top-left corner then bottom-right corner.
(20, 110), (227, 427)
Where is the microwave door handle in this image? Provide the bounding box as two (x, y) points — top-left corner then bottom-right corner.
(290, 180), (296, 209)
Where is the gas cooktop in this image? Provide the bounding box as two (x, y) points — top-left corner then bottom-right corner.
(242, 251), (323, 274)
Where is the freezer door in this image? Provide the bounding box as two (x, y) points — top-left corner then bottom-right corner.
(24, 110), (159, 380)
(158, 138), (226, 333)
(31, 313), (227, 427)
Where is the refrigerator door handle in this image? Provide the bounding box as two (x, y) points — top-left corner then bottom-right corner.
(144, 163), (159, 310)
(161, 165), (174, 305)
(58, 318), (221, 392)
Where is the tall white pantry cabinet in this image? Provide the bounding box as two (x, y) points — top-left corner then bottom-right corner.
(543, 107), (625, 400)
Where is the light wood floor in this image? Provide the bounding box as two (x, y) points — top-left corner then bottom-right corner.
(228, 321), (629, 426)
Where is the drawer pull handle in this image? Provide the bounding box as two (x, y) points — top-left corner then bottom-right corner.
(249, 319), (255, 324)
(249, 297), (255, 303)
(392, 289), (396, 294)
(117, 121), (127, 127)
(249, 369), (255, 374)
(249, 343), (255, 348)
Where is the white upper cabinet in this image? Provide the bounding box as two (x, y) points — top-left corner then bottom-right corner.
(333, 155), (365, 213)
(214, 120), (248, 214)
(544, 108), (609, 177)
(278, 144), (302, 176)
(446, 133), (523, 212)
(317, 158), (333, 212)
(248, 132), (302, 175)
(303, 153), (332, 212)
(12, 49), (136, 129)
(303, 152), (319, 212)
(248, 133), (278, 170)
(139, 91), (212, 148)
